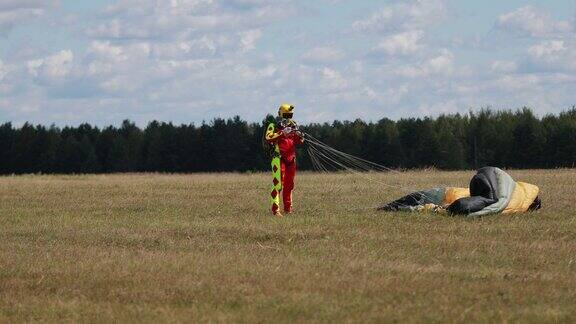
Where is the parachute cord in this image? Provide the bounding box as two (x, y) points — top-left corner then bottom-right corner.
(304, 134), (452, 198)
(305, 143), (420, 210)
(303, 132), (447, 189)
(306, 143), (367, 195)
(307, 143), (424, 211)
(303, 132), (442, 210)
(306, 139), (379, 172)
(304, 133), (403, 173)
(307, 145), (328, 173)
(307, 140), (384, 172)
(306, 143), (385, 210)
(307, 143), (414, 192)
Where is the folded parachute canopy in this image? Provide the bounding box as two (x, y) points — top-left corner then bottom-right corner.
(378, 167), (541, 216)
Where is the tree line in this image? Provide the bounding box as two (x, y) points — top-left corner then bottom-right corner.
(0, 108), (575, 174)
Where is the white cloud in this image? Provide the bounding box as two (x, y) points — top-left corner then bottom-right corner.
(239, 29), (262, 52)
(427, 50), (453, 73)
(320, 67), (347, 91)
(0, 60), (7, 81)
(496, 5), (573, 38)
(0, 8), (43, 32)
(354, 1), (446, 62)
(0, 1), (56, 11)
(485, 4), (576, 81)
(373, 30), (423, 56)
(27, 50), (75, 80)
(301, 46), (345, 64)
(88, 41), (127, 62)
(524, 39), (576, 72)
(0, 0), (57, 33)
(528, 40), (566, 59)
(86, 41), (153, 81)
(494, 74), (540, 91)
(362, 84), (409, 104)
(490, 61), (517, 74)
(34, 0), (297, 115)
(99, 76), (139, 93)
(86, 19), (153, 39)
(352, 0), (447, 34)
(88, 0), (295, 40)
(3, 0), (576, 125)
(394, 49), (454, 78)
(417, 100), (461, 116)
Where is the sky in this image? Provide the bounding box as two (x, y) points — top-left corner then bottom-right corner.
(0, 0), (575, 126)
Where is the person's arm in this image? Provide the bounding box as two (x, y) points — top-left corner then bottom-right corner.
(288, 120), (304, 144)
(265, 123), (284, 143)
(294, 131), (304, 145)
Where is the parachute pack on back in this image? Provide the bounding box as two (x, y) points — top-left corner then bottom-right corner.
(261, 117), (278, 158)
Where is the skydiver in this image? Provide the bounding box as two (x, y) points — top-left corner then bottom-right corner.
(263, 104), (304, 217)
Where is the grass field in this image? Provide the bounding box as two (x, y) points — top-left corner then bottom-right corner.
(1, 170), (575, 323)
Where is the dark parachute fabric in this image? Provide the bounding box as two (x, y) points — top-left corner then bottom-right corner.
(378, 187), (446, 212)
(447, 196), (494, 215)
(447, 167), (500, 215)
(377, 191), (426, 211)
(529, 196), (542, 211)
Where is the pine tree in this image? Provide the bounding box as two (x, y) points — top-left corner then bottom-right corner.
(79, 136), (101, 173)
(0, 123), (15, 174)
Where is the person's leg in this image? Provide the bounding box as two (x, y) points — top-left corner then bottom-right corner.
(270, 156), (282, 215)
(282, 160), (296, 213)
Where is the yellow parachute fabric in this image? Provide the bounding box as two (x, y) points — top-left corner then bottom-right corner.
(442, 187), (470, 206)
(502, 182), (539, 214)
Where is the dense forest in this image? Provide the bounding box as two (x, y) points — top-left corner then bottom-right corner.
(0, 107), (575, 174)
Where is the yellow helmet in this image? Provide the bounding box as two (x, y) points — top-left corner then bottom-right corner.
(278, 103), (295, 119)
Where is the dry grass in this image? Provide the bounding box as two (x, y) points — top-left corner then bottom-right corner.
(1, 170), (575, 323)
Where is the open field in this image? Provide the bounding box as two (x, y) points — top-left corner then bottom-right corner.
(1, 170), (575, 323)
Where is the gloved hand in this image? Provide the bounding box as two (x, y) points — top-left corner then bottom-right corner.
(282, 127), (293, 135)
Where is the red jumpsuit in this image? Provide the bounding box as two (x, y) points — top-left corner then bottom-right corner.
(266, 123), (303, 214)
